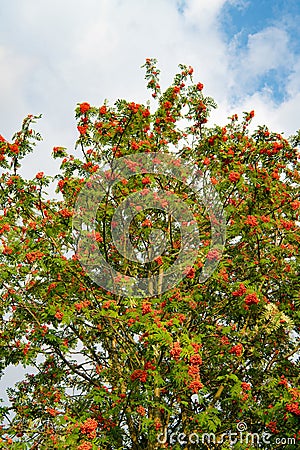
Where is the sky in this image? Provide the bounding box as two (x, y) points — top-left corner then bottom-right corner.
(0, 0), (300, 402)
(0, 0), (300, 179)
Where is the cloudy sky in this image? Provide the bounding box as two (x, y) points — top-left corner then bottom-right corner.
(0, 0), (300, 179)
(0, 0), (300, 400)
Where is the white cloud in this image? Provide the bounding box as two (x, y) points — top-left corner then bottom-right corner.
(269, 91), (300, 136)
(182, 0), (227, 25)
(246, 27), (290, 75)
(0, 46), (33, 137)
(286, 57), (300, 97)
(226, 25), (293, 100)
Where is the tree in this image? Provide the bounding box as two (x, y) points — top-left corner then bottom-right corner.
(0, 59), (299, 449)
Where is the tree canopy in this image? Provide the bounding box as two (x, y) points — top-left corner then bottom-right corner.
(0, 59), (299, 449)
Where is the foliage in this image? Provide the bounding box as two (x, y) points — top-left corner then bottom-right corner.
(0, 59), (299, 449)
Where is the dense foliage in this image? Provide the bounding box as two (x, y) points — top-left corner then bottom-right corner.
(0, 59), (299, 449)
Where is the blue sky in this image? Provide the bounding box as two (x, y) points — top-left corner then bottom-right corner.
(221, 0), (300, 41)
(0, 0), (300, 408)
(219, 0), (300, 103)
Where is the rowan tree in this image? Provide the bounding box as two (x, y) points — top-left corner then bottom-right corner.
(0, 59), (299, 449)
